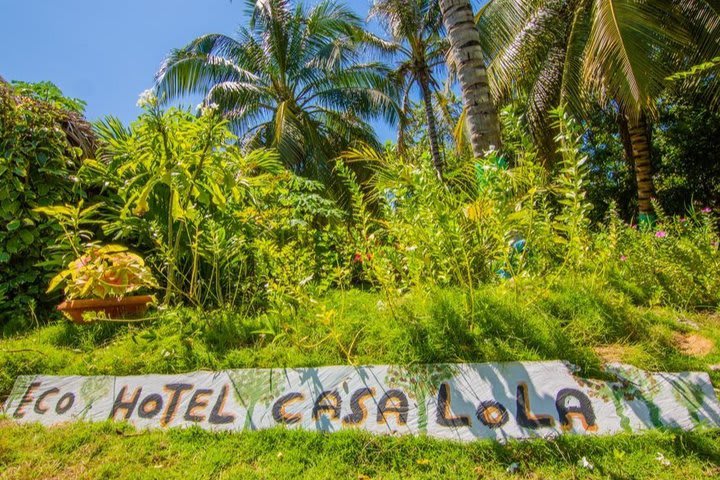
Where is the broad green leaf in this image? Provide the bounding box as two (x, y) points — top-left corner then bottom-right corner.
(47, 269), (71, 293)
(33, 205), (74, 218)
(171, 191), (185, 221)
(19, 229), (34, 245)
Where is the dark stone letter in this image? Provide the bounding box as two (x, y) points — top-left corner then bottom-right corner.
(312, 390), (342, 422)
(209, 385), (236, 425)
(377, 389), (409, 426)
(110, 386), (142, 420)
(342, 388), (375, 426)
(55, 393), (75, 414)
(184, 389), (212, 422)
(34, 388), (59, 415)
(555, 388), (598, 432)
(476, 400), (509, 429)
(272, 392), (305, 425)
(162, 383), (193, 426)
(138, 393), (164, 419)
(516, 383), (554, 429)
(13, 381), (41, 419)
(436, 383), (471, 427)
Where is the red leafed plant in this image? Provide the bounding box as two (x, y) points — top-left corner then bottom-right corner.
(48, 244), (159, 300)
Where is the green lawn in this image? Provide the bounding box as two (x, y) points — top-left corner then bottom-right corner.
(1, 421), (719, 479)
(1, 280), (719, 478)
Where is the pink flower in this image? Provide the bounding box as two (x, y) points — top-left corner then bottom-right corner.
(655, 230), (667, 238)
(620, 255), (627, 262)
(353, 252), (363, 263)
(630, 224), (637, 229)
(701, 207), (712, 214)
(679, 217), (687, 223)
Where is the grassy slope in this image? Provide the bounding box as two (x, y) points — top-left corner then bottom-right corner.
(1, 422), (719, 479)
(1, 278), (719, 479)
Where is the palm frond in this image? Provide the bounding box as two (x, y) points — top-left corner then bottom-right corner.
(583, 0), (686, 118)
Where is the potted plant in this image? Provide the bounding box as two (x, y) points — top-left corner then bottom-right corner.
(48, 244), (159, 323)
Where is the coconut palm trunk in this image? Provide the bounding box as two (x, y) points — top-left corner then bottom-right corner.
(627, 112), (656, 221)
(418, 72), (444, 179)
(617, 113), (635, 168)
(439, 0), (501, 158)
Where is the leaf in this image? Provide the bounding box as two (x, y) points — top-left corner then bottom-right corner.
(208, 181), (227, 209)
(6, 219), (20, 231)
(80, 203), (104, 218)
(132, 179), (157, 216)
(47, 269), (72, 293)
(97, 244), (128, 254)
(33, 205), (74, 218)
(19, 229), (34, 245)
(171, 191), (185, 221)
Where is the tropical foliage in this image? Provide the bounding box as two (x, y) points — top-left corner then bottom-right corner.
(369, 0), (448, 177)
(0, 81), (88, 326)
(47, 244), (159, 300)
(75, 97), (347, 309)
(156, 0), (398, 196)
(0, 0), (716, 329)
(2, 0), (720, 474)
(477, 0), (720, 217)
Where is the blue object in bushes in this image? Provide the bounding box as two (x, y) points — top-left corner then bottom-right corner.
(496, 268), (512, 279)
(511, 238), (526, 253)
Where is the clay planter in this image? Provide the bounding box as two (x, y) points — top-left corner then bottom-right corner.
(57, 295), (154, 324)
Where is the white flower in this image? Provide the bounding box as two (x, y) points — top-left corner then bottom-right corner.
(506, 462), (519, 474)
(136, 89), (157, 108)
(198, 102), (219, 116)
(579, 457), (594, 470)
(655, 453), (671, 467)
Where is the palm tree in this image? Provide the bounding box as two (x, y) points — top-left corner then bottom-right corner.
(438, 0), (502, 158)
(369, 0), (448, 179)
(477, 0), (720, 220)
(155, 0), (398, 194)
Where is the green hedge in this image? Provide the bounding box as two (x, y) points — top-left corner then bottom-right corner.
(0, 83), (87, 329)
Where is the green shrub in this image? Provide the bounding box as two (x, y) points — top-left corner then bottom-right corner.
(606, 207), (720, 308)
(334, 106), (720, 312)
(0, 82), (88, 328)
(72, 100), (350, 311)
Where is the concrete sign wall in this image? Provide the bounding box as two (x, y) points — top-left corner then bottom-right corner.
(4, 361), (719, 441)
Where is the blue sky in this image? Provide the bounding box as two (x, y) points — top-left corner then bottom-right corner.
(1, 0), (395, 141)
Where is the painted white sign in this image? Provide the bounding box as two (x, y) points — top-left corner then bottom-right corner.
(3, 361), (719, 441)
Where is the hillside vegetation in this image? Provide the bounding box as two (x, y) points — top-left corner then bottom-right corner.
(3, 0), (720, 477)
(2, 280), (720, 478)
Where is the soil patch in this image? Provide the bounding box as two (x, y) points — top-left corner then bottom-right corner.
(673, 333), (714, 357)
(594, 344), (630, 363)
